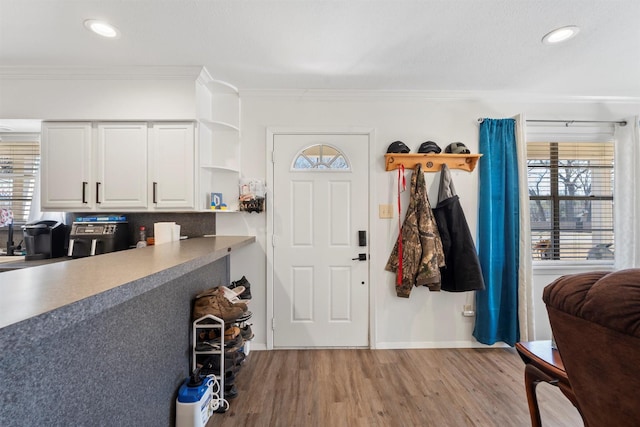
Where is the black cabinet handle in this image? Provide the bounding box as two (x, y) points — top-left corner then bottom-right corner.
(96, 182), (101, 204)
(82, 182), (88, 204)
(153, 182), (158, 204)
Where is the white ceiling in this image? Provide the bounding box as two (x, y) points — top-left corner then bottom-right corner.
(1, 0), (639, 97)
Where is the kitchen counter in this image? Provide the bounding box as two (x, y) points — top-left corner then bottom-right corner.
(0, 234), (255, 426)
(0, 235), (254, 342)
(0, 255), (25, 263)
(0, 255), (70, 271)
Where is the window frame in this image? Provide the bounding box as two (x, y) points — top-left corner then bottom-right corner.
(0, 133), (40, 226)
(291, 143), (351, 172)
(526, 124), (616, 265)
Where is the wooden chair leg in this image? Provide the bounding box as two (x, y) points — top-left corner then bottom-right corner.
(524, 367), (543, 427)
(524, 364), (558, 427)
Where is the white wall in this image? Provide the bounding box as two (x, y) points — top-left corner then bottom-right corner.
(219, 91), (639, 349)
(1, 73), (638, 349)
(0, 75), (196, 120)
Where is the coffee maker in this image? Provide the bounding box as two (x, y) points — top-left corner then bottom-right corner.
(23, 220), (68, 260)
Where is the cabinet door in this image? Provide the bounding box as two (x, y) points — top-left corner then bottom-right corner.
(96, 123), (148, 209)
(41, 122), (93, 210)
(150, 123), (195, 209)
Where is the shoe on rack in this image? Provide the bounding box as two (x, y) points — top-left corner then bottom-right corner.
(225, 335), (245, 353)
(230, 275), (248, 287)
(193, 288), (247, 322)
(218, 286), (249, 304)
(224, 326), (240, 341)
(234, 310), (253, 323)
(197, 355), (220, 376)
(208, 287), (248, 311)
(200, 362), (239, 377)
(224, 384), (239, 399)
(225, 370), (236, 386)
(225, 350), (246, 367)
(198, 328), (220, 342)
(198, 354), (241, 375)
(196, 287), (248, 309)
(222, 361), (240, 375)
(195, 340), (221, 352)
(240, 324), (254, 341)
(230, 276), (252, 300)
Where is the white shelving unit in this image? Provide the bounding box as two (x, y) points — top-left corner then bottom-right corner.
(192, 314), (225, 399)
(196, 70), (241, 212)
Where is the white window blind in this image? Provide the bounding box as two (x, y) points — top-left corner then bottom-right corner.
(527, 124), (615, 262)
(0, 135), (40, 224)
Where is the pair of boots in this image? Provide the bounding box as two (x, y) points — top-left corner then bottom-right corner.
(193, 287), (248, 322)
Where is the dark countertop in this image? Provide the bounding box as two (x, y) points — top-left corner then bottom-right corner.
(0, 235), (255, 346)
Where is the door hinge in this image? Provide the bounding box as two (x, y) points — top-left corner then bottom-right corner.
(272, 235), (278, 247)
(271, 318), (275, 331)
(271, 151), (275, 163)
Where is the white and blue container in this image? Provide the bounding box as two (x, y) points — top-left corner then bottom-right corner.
(175, 376), (219, 427)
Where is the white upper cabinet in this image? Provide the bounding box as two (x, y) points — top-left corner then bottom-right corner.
(42, 122), (148, 211)
(41, 121), (195, 212)
(96, 123), (148, 209)
(41, 122), (93, 210)
(149, 122), (195, 210)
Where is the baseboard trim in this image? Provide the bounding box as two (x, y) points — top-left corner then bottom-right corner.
(374, 340), (510, 350)
(249, 341), (510, 351)
(248, 342), (267, 351)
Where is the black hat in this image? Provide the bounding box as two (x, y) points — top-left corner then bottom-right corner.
(386, 141), (410, 153)
(417, 141), (441, 154)
(445, 142), (470, 154)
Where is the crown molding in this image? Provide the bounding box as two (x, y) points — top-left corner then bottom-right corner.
(2, 68), (638, 104)
(196, 67), (239, 94)
(240, 88), (640, 104)
(0, 66), (203, 80)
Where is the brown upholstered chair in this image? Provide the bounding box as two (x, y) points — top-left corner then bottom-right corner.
(543, 269), (640, 427)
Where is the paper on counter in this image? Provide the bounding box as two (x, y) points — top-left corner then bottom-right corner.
(154, 222), (175, 245)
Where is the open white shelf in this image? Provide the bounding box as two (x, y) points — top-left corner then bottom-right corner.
(196, 69), (241, 212)
(198, 118), (240, 133)
(200, 164), (240, 173)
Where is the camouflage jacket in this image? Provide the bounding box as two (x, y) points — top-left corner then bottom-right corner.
(385, 164), (445, 297)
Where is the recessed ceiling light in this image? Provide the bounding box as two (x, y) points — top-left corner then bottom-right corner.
(542, 25), (580, 45)
(84, 19), (120, 38)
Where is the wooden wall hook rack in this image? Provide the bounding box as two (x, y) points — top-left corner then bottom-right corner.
(384, 153), (482, 172)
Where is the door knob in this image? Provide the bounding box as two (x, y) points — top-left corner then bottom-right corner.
(352, 253), (367, 261)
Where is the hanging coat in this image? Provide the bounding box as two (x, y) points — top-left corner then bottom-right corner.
(386, 164), (445, 298)
(432, 164), (485, 292)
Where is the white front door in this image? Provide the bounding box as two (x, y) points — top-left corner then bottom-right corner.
(272, 133), (369, 347)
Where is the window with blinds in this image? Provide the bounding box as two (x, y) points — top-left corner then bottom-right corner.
(528, 140), (614, 261)
(0, 137), (40, 224)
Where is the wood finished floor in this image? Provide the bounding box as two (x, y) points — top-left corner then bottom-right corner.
(208, 348), (582, 427)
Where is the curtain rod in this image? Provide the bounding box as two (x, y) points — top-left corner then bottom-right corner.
(477, 118), (627, 126)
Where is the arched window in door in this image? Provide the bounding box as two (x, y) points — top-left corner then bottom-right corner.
(292, 144), (350, 171)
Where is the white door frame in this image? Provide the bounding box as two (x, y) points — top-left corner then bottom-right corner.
(266, 127), (377, 350)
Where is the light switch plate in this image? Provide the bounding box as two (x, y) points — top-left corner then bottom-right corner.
(379, 204), (393, 219)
